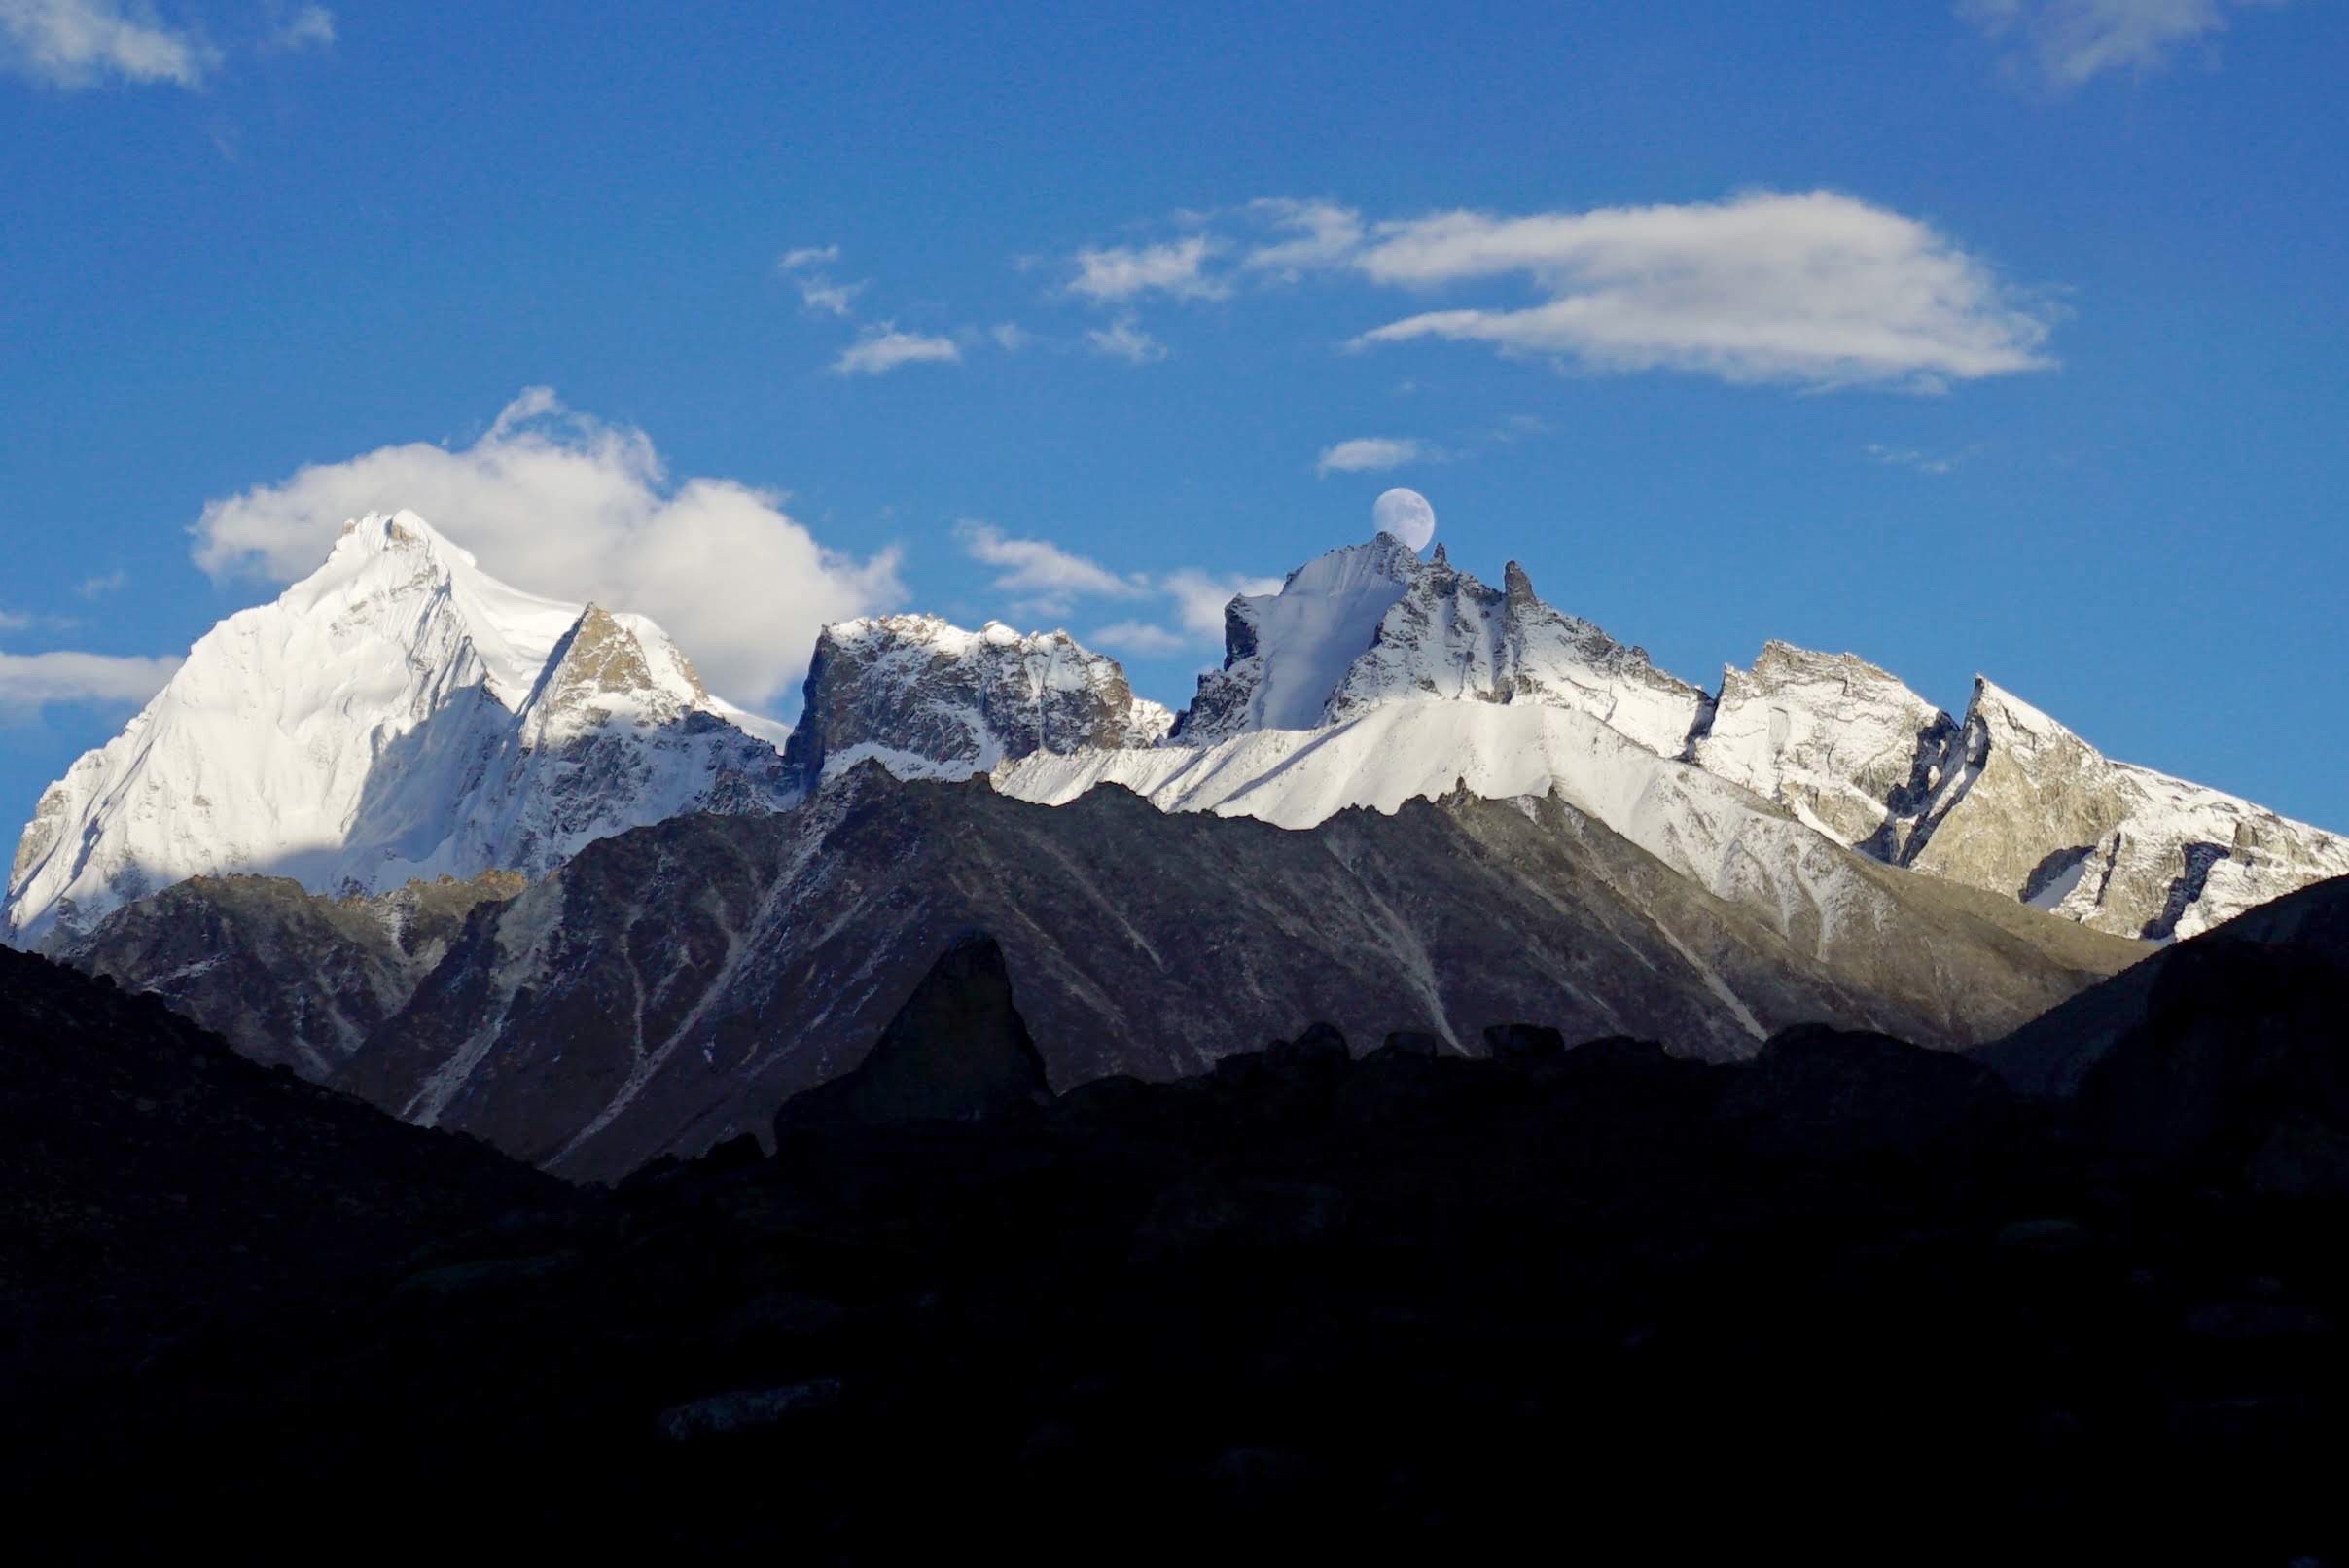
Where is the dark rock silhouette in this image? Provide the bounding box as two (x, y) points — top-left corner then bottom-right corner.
(6, 896), (2346, 1558)
(775, 931), (1050, 1130)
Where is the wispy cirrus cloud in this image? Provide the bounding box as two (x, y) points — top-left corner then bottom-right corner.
(0, 0), (219, 88)
(779, 243), (869, 318)
(1085, 317), (1165, 364)
(1316, 437), (1435, 476)
(1960, 0), (2287, 88)
(834, 325), (961, 375)
(1242, 198), (1366, 275)
(1086, 621), (1191, 658)
(956, 520), (1148, 615)
(952, 524), (1275, 652)
(269, 4), (333, 52)
(1866, 442), (1975, 476)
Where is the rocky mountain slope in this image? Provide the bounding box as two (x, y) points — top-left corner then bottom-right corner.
(779, 613), (1171, 784)
(1977, 871), (2349, 1111)
(95, 764), (2129, 1180)
(5, 511), (793, 948)
(14, 906), (2344, 1555)
(0, 938), (557, 1397)
(63, 870), (522, 1078)
(1691, 647), (2349, 940)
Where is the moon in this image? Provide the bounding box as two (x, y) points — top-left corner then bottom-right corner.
(1372, 487), (1437, 552)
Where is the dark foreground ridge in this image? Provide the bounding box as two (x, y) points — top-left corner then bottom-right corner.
(5, 898), (2347, 1560)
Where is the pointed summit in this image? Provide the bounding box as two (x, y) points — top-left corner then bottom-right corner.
(775, 931), (1050, 1130)
(5, 512), (790, 948)
(1503, 560), (1536, 608)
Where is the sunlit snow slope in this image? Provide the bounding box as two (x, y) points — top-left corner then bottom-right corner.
(5, 512), (793, 948)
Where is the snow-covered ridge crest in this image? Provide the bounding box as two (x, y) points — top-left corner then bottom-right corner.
(1688, 647), (2349, 941)
(1170, 532), (1707, 756)
(779, 612), (1173, 784)
(1898, 676), (2349, 941)
(5, 509), (793, 948)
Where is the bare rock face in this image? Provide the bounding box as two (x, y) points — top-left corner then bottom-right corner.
(63, 871), (523, 1079)
(1688, 649), (2349, 942)
(781, 615), (1172, 784)
(1902, 681), (2349, 941)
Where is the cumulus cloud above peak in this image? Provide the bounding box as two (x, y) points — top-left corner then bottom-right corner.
(190, 388), (902, 710)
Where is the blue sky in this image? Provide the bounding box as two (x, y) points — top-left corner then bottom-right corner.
(2, 0), (2345, 832)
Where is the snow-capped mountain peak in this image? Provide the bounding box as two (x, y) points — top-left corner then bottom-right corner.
(1173, 533), (1423, 741)
(1173, 531), (1708, 757)
(778, 613), (1175, 784)
(5, 511), (791, 948)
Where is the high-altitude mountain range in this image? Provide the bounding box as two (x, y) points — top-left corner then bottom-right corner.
(13, 508), (2348, 1174)
(14, 510), (2341, 951)
(70, 764), (2138, 1179)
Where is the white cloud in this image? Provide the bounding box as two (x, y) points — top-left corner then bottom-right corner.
(777, 245), (870, 318)
(834, 326), (961, 375)
(1086, 621), (1190, 658)
(190, 387), (903, 710)
(75, 568), (126, 598)
(956, 521), (1145, 612)
(0, 0), (217, 88)
(1961, 0), (2280, 87)
(991, 322), (1032, 351)
(1068, 235), (1227, 303)
(1244, 198), (1365, 274)
(1348, 190), (2055, 390)
(954, 525), (1274, 652)
(271, 4), (333, 51)
(1316, 437), (1431, 476)
(1086, 317), (1165, 364)
(797, 277), (867, 317)
(0, 650), (181, 711)
(1867, 442), (1970, 475)
(1161, 568), (1282, 641)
